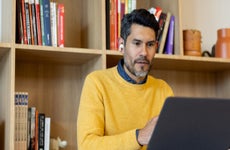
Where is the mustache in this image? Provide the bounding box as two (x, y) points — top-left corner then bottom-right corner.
(134, 57), (150, 64)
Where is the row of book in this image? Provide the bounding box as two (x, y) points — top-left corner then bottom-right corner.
(106, 0), (175, 54)
(15, 92), (51, 150)
(16, 0), (64, 47)
(106, 0), (137, 50)
(154, 8), (175, 55)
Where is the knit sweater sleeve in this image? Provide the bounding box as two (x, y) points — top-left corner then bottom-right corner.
(77, 72), (141, 150)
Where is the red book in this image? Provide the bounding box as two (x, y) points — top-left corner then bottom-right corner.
(109, 0), (118, 50)
(35, 0), (42, 45)
(21, 0), (28, 44)
(57, 4), (64, 47)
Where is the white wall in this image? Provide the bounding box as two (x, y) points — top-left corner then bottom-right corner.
(181, 0), (230, 52)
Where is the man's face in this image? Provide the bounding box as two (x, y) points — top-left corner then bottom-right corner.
(122, 24), (157, 78)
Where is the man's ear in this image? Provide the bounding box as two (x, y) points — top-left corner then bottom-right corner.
(118, 38), (124, 52)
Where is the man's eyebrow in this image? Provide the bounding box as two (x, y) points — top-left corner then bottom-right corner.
(132, 39), (142, 42)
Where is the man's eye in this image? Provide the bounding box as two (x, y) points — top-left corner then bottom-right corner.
(147, 43), (155, 47)
(134, 42), (141, 46)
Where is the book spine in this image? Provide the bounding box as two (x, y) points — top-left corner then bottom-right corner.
(42, 0), (52, 46)
(38, 113), (45, 150)
(30, 0), (38, 45)
(57, 3), (64, 47)
(164, 15), (175, 54)
(16, 0), (23, 44)
(21, 0), (28, 44)
(14, 92), (19, 150)
(109, 0), (118, 50)
(106, 0), (110, 49)
(28, 0), (35, 45)
(158, 12), (171, 54)
(50, 2), (57, 47)
(44, 117), (51, 150)
(35, 109), (39, 150)
(24, 0), (32, 44)
(35, 0), (42, 45)
(39, 0), (46, 45)
(29, 107), (36, 150)
(23, 92), (29, 150)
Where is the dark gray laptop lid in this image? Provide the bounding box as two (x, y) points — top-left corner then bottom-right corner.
(147, 97), (230, 150)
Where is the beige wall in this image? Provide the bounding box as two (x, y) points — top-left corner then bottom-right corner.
(181, 0), (230, 52)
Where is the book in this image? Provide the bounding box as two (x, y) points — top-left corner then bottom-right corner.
(16, 0), (24, 44)
(44, 117), (51, 150)
(25, 0), (32, 44)
(157, 12), (171, 54)
(164, 15), (175, 54)
(14, 93), (20, 150)
(28, 107), (36, 150)
(149, 6), (162, 21)
(39, 0), (45, 45)
(57, 3), (64, 47)
(109, 0), (118, 50)
(14, 92), (28, 150)
(38, 113), (45, 150)
(50, 2), (57, 47)
(20, 0), (28, 44)
(106, 0), (110, 49)
(29, 0), (38, 45)
(40, 0), (52, 46)
(35, 0), (42, 45)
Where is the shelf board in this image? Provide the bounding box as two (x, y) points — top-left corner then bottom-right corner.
(106, 50), (230, 72)
(0, 43), (11, 59)
(15, 44), (102, 65)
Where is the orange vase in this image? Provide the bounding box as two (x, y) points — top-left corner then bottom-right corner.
(215, 28), (230, 58)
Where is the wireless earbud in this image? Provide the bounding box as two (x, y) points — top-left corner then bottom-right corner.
(119, 44), (124, 50)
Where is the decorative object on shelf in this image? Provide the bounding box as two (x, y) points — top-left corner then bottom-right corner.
(50, 137), (67, 150)
(183, 29), (202, 56)
(215, 28), (230, 58)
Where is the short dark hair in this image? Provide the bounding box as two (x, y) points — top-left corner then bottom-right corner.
(120, 9), (159, 45)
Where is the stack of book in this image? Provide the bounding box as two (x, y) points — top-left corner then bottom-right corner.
(15, 92), (51, 150)
(16, 0), (64, 47)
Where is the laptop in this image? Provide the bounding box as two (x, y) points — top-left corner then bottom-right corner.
(147, 97), (230, 150)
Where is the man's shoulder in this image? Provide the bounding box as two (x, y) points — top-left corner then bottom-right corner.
(87, 66), (117, 79)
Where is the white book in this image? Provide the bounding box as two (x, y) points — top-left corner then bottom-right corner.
(50, 2), (57, 47)
(44, 117), (51, 150)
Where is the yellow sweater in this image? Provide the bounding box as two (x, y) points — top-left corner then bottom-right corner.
(77, 66), (174, 150)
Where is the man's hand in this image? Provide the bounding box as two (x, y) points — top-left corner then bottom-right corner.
(137, 116), (159, 145)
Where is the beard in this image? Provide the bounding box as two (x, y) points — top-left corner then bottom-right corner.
(124, 56), (152, 78)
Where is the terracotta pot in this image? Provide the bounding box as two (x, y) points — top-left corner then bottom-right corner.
(215, 28), (230, 58)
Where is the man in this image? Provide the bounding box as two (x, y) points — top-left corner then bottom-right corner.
(77, 9), (174, 150)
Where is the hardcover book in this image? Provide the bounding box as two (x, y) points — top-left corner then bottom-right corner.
(21, 0), (28, 44)
(40, 0), (52, 46)
(50, 2), (57, 47)
(157, 12), (171, 54)
(35, 0), (42, 45)
(25, 0), (32, 44)
(164, 15), (175, 54)
(38, 113), (45, 150)
(57, 3), (64, 47)
(44, 117), (51, 150)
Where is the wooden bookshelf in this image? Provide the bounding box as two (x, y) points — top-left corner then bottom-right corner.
(0, 0), (230, 149)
